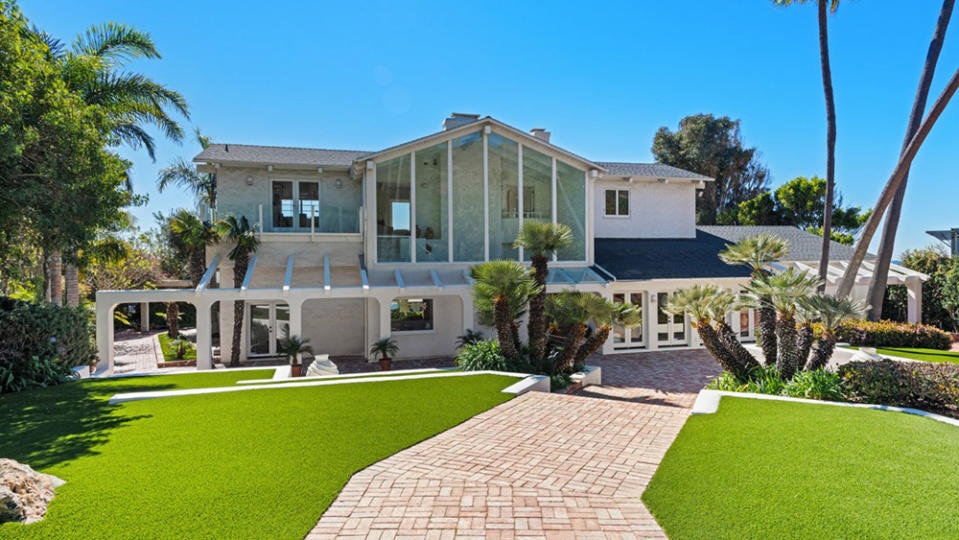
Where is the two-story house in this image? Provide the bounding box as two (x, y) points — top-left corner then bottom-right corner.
(94, 113), (927, 372)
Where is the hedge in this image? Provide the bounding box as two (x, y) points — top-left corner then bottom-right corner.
(839, 360), (959, 418)
(814, 319), (953, 350)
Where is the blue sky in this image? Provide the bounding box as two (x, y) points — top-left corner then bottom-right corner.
(20, 0), (959, 256)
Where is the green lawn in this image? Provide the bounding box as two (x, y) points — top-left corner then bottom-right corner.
(642, 397), (959, 539)
(846, 346), (959, 364)
(239, 368), (463, 385)
(156, 332), (196, 362)
(0, 370), (515, 539)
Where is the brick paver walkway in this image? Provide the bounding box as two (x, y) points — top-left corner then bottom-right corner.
(113, 330), (161, 373)
(308, 350), (720, 539)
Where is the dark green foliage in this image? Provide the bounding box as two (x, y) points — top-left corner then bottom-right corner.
(455, 329), (485, 349)
(839, 360), (959, 417)
(820, 319), (952, 350)
(708, 364), (844, 402)
(881, 246), (956, 329)
(0, 296), (93, 392)
(783, 369), (845, 401)
(455, 340), (509, 372)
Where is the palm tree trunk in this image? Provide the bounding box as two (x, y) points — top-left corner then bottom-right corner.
(776, 313), (799, 380)
(166, 302), (179, 338)
(572, 324), (610, 369)
(528, 255), (549, 363)
(817, 0), (836, 291)
(230, 299), (243, 366)
(554, 324), (586, 374)
(494, 296), (519, 360)
(716, 321), (760, 373)
(696, 323), (743, 376)
(838, 68), (959, 297)
(797, 322), (815, 371)
(867, 0), (954, 320)
(42, 250), (51, 302)
(49, 250), (62, 306)
(758, 301), (778, 366)
(807, 331), (836, 371)
(64, 251), (80, 307)
(189, 249), (206, 286)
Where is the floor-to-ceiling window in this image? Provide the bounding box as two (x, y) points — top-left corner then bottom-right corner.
(376, 155), (412, 262)
(488, 134), (520, 259)
(521, 146), (553, 261)
(556, 160), (586, 261)
(452, 132), (484, 262)
(414, 143), (449, 262)
(320, 173), (361, 233)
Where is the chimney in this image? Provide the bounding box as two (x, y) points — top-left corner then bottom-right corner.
(530, 128), (551, 143)
(442, 112), (481, 131)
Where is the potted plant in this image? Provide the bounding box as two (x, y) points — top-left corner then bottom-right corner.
(279, 334), (313, 377)
(369, 337), (398, 371)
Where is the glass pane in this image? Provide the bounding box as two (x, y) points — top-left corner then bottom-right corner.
(630, 293), (643, 343)
(612, 293), (626, 344)
(605, 190), (616, 215)
(740, 310), (750, 337)
(298, 182), (319, 229)
(376, 154), (412, 262)
(452, 132), (484, 261)
(391, 298), (434, 332)
(657, 293), (669, 324)
(274, 305), (290, 351)
(415, 143), (449, 262)
(249, 304), (271, 355)
(522, 146), (553, 261)
(320, 173), (360, 233)
(488, 134), (520, 259)
(272, 181), (293, 229)
(618, 190), (629, 216)
(556, 161), (586, 261)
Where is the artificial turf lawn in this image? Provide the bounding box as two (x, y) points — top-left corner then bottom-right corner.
(0, 370), (516, 539)
(156, 332), (196, 362)
(642, 396), (959, 540)
(847, 346), (959, 364)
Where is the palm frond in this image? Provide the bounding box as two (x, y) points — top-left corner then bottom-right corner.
(719, 234), (789, 274)
(663, 285), (722, 324)
(71, 22), (159, 66)
(28, 25), (66, 59)
(513, 221), (573, 256)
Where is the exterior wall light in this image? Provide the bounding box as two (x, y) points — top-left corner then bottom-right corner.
(335, 178), (344, 189)
(246, 176), (254, 186)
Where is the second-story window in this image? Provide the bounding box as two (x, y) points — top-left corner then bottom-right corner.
(272, 181), (294, 228)
(604, 188), (629, 217)
(298, 182), (319, 228)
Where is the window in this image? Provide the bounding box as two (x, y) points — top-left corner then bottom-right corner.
(272, 181), (294, 228)
(556, 161), (586, 260)
(605, 189), (629, 217)
(390, 298), (433, 332)
(376, 155), (412, 262)
(298, 181), (319, 228)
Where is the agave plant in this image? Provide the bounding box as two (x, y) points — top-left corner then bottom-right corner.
(747, 269), (823, 379)
(801, 294), (868, 370)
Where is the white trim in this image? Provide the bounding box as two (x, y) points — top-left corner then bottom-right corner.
(447, 139), (454, 263)
(482, 130), (490, 262)
(195, 255), (219, 294)
(240, 255), (257, 292)
(410, 150), (416, 263)
(517, 143), (525, 261)
(551, 156), (558, 262)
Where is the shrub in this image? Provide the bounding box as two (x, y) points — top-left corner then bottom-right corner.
(783, 369), (845, 401)
(707, 365), (845, 401)
(0, 297), (94, 392)
(839, 360), (959, 416)
(455, 340), (509, 371)
(813, 319), (952, 350)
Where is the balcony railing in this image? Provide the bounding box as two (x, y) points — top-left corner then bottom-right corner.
(256, 204), (362, 237)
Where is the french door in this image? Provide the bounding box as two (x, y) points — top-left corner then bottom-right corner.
(248, 302), (290, 357)
(612, 292), (645, 350)
(656, 292), (688, 346)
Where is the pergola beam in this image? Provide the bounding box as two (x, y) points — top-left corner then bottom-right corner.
(430, 269), (443, 288)
(323, 254), (332, 292)
(283, 255), (294, 292)
(240, 255), (257, 292)
(195, 255), (220, 294)
(394, 269), (406, 290)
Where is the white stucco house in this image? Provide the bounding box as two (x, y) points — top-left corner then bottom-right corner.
(94, 113), (927, 372)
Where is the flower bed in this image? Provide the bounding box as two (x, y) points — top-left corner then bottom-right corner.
(814, 319), (952, 350)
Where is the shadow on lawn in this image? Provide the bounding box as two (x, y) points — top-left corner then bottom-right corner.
(0, 379), (178, 469)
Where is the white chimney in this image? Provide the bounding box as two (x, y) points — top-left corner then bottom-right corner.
(530, 128), (551, 143)
(442, 113), (481, 131)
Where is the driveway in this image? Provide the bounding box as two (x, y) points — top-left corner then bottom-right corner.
(308, 350), (719, 539)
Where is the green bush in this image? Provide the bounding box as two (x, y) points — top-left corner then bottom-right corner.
(816, 319), (952, 350)
(0, 297), (94, 392)
(839, 360), (959, 416)
(707, 365), (845, 402)
(455, 340), (509, 371)
(783, 369), (846, 401)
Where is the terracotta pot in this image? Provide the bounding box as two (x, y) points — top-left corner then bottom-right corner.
(291, 364), (302, 377)
(379, 358), (392, 371)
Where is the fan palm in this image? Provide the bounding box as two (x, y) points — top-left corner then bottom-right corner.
(279, 333), (313, 366)
(748, 269), (823, 379)
(546, 291), (641, 373)
(801, 294), (867, 370)
(706, 291), (761, 374)
(572, 296), (641, 369)
(158, 129), (217, 211)
(470, 260), (540, 360)
(720, 234), (789, 366)
(664, 285), (742, 376)
(169, 210), (219, 286)
(513, 221), (573, 364)
(217, 215), (260, 366)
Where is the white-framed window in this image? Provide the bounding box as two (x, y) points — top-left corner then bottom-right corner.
(604, 189), (629, 217)
(390, 298), (434, 332)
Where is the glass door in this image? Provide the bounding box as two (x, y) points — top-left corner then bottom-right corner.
(657, 292), (687, 347)
(613, 292), (645, 350)
(248, 302), (288, 357)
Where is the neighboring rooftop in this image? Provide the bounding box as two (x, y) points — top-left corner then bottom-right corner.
(194, 144), (369, 167)
(596, 162), (713, 181)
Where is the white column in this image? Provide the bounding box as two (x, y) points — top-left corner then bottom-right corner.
(377, 295), (392, 340)
(906, 275), (923, 324)
(288, 298), (303, 339)
(601, 289), (615, 355)
(195, 300), (213, 370)
(647, 291), (660, 351)
(140, 302), (150, 332)
(460, 293), (475, 333)
(95, 295), (115, 374)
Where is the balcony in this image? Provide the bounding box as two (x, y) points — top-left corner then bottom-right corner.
(254, 203), (362, 237)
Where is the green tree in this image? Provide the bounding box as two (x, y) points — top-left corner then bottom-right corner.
(217, 215), (260, 366)
(800, 294), (867, 370)
(886, 246), (957, 329)
(941, 257), (959, 331)
(747, 269), (822, 379)
(157, 128), (217, 212)
(546, 291), (641, 373)
(664, 286), (748, 377)
(470, 260), (540, 360)
(168, 210), (219, 286)
(513, 221), (572, 364)
(652, 114), (770, 224)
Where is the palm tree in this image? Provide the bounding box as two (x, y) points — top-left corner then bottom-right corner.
(217, 215), (260, 367)
(547, 291), (642, 373)
(664, 285), (744, 377)
(748, 269), (822, 379)
(513, 221), (573, 363)
(470, 260), (541, 360)
(794, 301), (819, 371)
(169, 210), (219, 286)
(866, 0), (955, 320)
(773, 0), (839, 289)
(706, 291), (761, 374)
(571, 297), (641, 369)
(801, 294), (867, 370)
(157, 128), (217, 213)
(719, 234), (789, 366)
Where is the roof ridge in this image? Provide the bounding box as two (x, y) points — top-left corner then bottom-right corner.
(209, 143), (371, 153)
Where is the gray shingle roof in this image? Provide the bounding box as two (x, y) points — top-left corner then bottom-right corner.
(194, 144), (370, 167)
(596, 226), (869, 281)
(596, 162), (713, 180)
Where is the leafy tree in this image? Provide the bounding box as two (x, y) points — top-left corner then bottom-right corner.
(546, 291), (641, 373)
(884, 246), (956, 329)
(217, 215), (260, 366)
(941, 257), (959, 331)
(664, 285), (750, 377)
(652, 114), (770, 224)
(513, 221), (572, 364)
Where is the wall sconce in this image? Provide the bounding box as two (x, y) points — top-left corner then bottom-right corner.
(246, 176), (254, 186)
(335, 178), (343, 189)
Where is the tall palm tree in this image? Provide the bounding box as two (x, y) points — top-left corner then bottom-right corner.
(470, 260), (540, 360)
(169, 210), (219, 286)
(217, 215), (260, 367)
(719, 234), (789, 366)
(800, 294), (867, 370)
(748, 269), (822, 379)
(773, 0), (839, 289)
(866, 0), (954, 320)
(157, 128), (217, 213)
(513, 221), (572, 363)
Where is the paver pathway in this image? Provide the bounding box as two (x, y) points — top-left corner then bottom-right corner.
(308, 350), (719, 539)
(113, 330), (161, 373)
